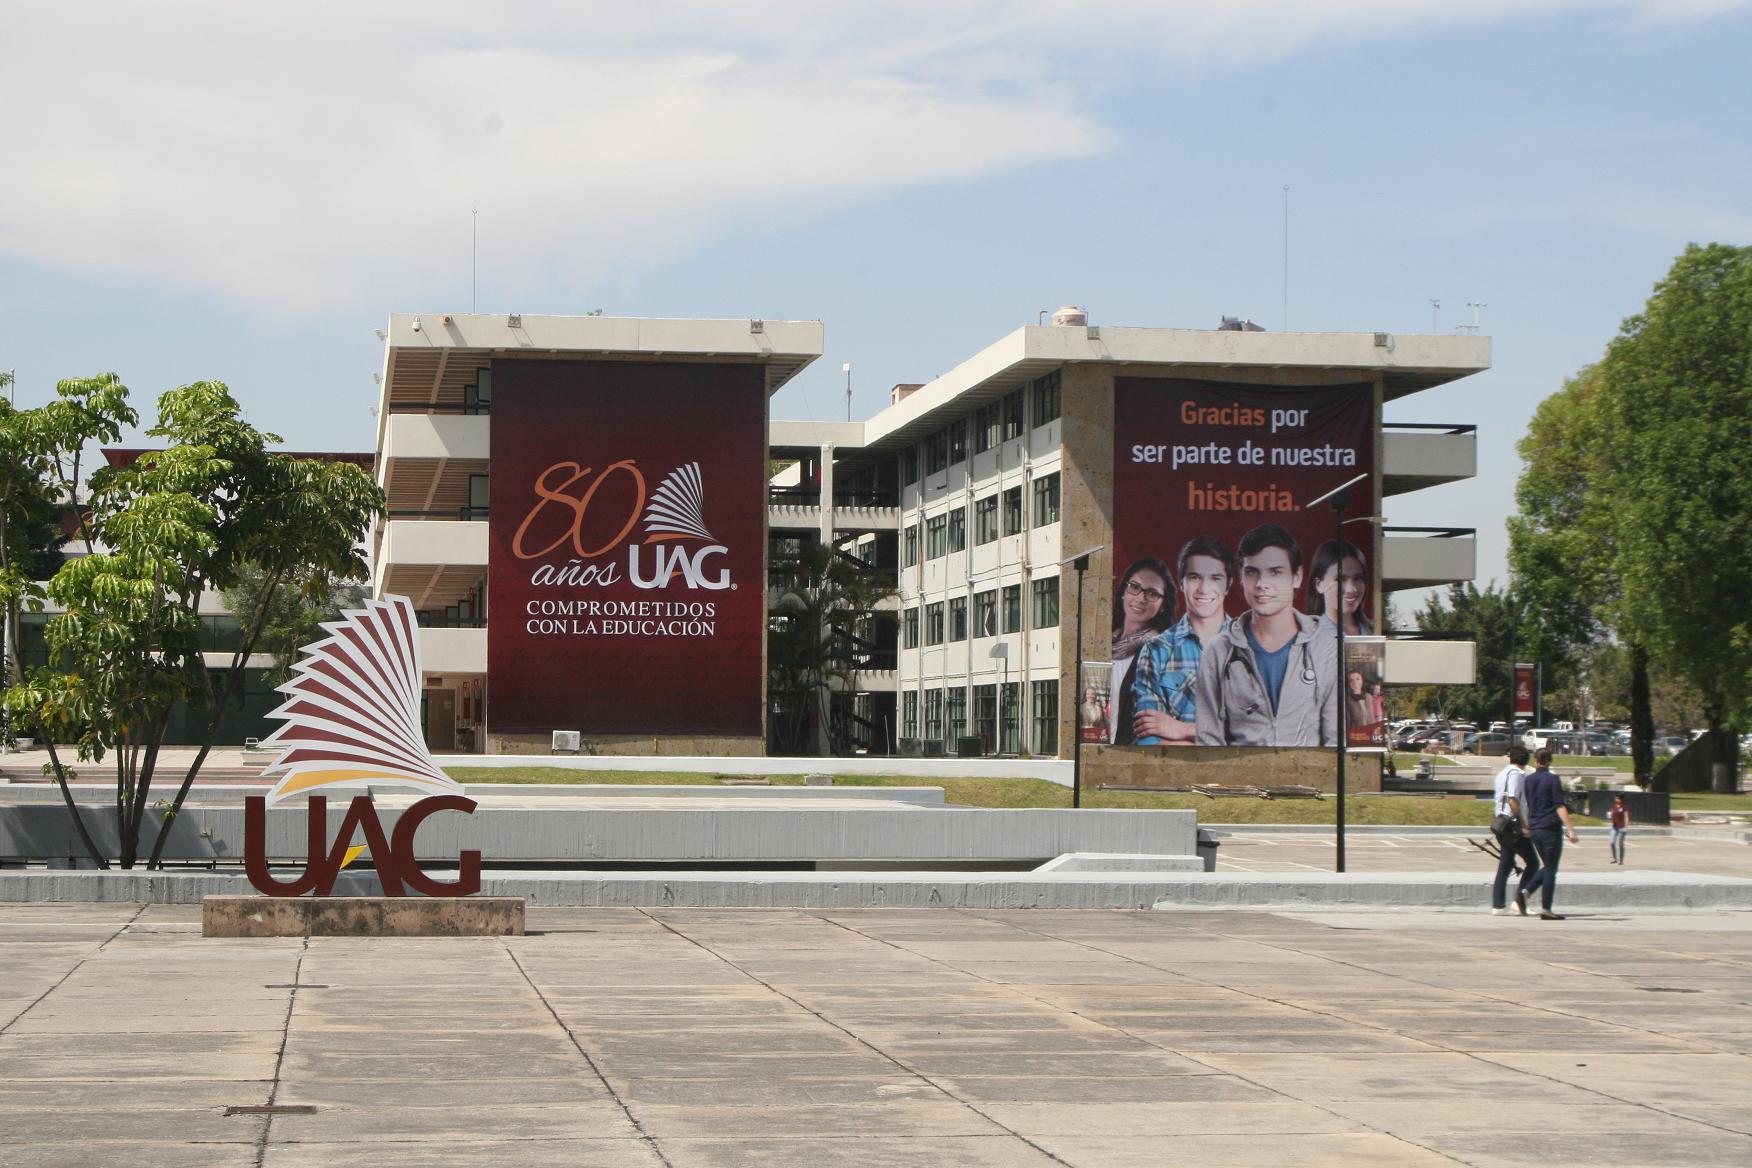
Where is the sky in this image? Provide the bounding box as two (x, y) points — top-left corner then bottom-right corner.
(2, 1), (1749, 603)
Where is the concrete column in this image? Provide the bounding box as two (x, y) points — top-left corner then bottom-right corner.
(818, 443), (836, 547)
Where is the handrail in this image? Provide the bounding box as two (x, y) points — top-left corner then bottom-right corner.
(387, 508), (489, 520)
(1381, 526), (1475, 538)
(385, 403), (490, 415)
(1381, 422), (1477, 436)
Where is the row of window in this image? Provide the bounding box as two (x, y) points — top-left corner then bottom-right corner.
(901, 577), (1058, 648)
(902, 370), (1062, 485)
(901, 473), (1060, 566)
(901, 678), (1060, 755)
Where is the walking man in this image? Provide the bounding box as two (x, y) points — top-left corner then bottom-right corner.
(1490, 745), (1539, 916)
(1520, 748), (1580, 920)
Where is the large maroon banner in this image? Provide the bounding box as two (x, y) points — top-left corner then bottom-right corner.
(1107, 378), (1375, 749)
(488, 360), (767, 736)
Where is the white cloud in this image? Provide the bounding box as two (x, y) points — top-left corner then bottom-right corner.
(0, 1), (1743, 314)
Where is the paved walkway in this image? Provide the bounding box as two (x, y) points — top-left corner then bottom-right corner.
(3, 904), (1750, 1166)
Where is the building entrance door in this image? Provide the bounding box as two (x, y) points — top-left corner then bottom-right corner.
(424, 688), (457, 752)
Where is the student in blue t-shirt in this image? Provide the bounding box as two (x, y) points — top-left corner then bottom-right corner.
(1519, 748), (1581, 920)
(1194, 524), (1336, 747)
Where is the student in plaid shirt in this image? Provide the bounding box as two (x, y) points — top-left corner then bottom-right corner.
(1131, 536), (1236, 745)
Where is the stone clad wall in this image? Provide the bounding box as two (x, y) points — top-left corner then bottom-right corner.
(488, 733), (765, 757)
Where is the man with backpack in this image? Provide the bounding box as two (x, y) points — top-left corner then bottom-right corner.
(1490, 745), (1539, 916)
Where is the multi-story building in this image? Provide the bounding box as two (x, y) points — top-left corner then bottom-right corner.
(371, 310), (1486, 770)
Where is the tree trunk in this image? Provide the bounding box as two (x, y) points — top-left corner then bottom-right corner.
(1706, 717), (1740, 794)
(1629, 643), (1655, 789)
(43, 740), (109, 869)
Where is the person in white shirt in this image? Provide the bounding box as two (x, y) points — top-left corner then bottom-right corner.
(1491, 745), (1540, 915)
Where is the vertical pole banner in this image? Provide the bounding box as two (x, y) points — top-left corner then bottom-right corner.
(1342, 636), (1388, 750)
(1111, 379), (1375, 749)
(488, 361), (768, 737)
(1512, 663), (1537, 720)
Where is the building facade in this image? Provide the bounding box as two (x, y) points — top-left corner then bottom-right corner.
(371, 312), (1486, 770)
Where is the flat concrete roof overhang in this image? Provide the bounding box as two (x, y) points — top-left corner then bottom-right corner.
(860, 325), (1492, 448)
(375, 312), (824, 447)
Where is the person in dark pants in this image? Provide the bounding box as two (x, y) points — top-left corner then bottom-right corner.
(1491, 745), (1539, 915)
(1520, 748), (1580, 920)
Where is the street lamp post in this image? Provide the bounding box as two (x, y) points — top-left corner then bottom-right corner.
(1304, 472), (1369, 873)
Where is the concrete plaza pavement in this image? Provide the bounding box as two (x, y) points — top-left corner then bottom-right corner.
(3, 904), (1751, 1167)
(1211, 825), (1752, 878)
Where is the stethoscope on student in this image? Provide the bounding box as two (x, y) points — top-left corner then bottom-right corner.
(1224, 638), (1320, 715)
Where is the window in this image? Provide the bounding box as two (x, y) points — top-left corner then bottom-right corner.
(974, 403), (1000, 453)
(903, 523), (919, 567)
(1000, 682), (1021, 753)
(1031, 369), (1061, 426)
(1032, 576), (1060, 628)
(1002, 486), (1024, 535)
(946, 688), (967, 741)
(903, 446), (919, 486)
(1002, 390), (1025, 440)
(948, 596), (967, 642)
(947, 418), (967, 465)
(925, 602), (945, 645)
(947, 507), (966, 553)
(1002, 584), (1022, 633)
(974, 589), (997, 637)
(925, 514), (947, 559)
(973, 684), (997, 751)
(903, 607), (919, 649)
(925, 429), (949, 475)
(1032, 679), (1059, 755)
(925, 688), (944, 741)
(467, 474), (490, 519)
(974, 495), (998, 544)
(1033, 472), (1061, 526)
(903, 691), (918, 739)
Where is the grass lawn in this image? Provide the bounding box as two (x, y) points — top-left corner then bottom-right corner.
(444, 766), (1551, 824)
(1670, 792), (1752, 812)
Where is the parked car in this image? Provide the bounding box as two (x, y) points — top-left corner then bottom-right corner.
(1654, 735), (1688, 755)
(1461, 731), (1513, 754)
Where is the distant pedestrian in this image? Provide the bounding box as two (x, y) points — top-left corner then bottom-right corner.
(1519, 749), (1580, 920)
(1608, 793), (1630, 865)
(1490, 745), (1539, 916)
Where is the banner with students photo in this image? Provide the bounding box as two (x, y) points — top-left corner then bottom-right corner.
(1110, 378), (1376, 750)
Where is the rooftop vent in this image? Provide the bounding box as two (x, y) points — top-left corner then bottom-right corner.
(1218, 316), (1266, 332)
(1050, 305), (1088, 328)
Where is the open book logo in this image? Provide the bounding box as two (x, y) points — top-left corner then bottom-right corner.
(257, 595), (463, 807)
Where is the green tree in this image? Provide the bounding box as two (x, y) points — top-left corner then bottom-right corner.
(768, 542), (894, 756)
(1597, 243), (1752, 792)
(1414, 582), (1563, 727)
(222, 563), (368, 684)
(1507, 366), (1659, 783)
(0, 375), (139, 863)
(5, 380), (383, 868)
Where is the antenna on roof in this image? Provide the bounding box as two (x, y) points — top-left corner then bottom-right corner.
(1430, 299), (1440, 333)
(1281, 184), (1290, 330)
(471, 208), (478, 314)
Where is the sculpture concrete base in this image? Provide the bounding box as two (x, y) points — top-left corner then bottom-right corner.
(202, 895), (524, 937)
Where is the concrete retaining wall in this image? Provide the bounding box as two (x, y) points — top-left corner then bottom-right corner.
(6, 867), (1749, 911)
(1, 803), (1196, 865)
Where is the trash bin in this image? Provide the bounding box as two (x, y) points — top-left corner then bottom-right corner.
(1197, 828), (1220, 873)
